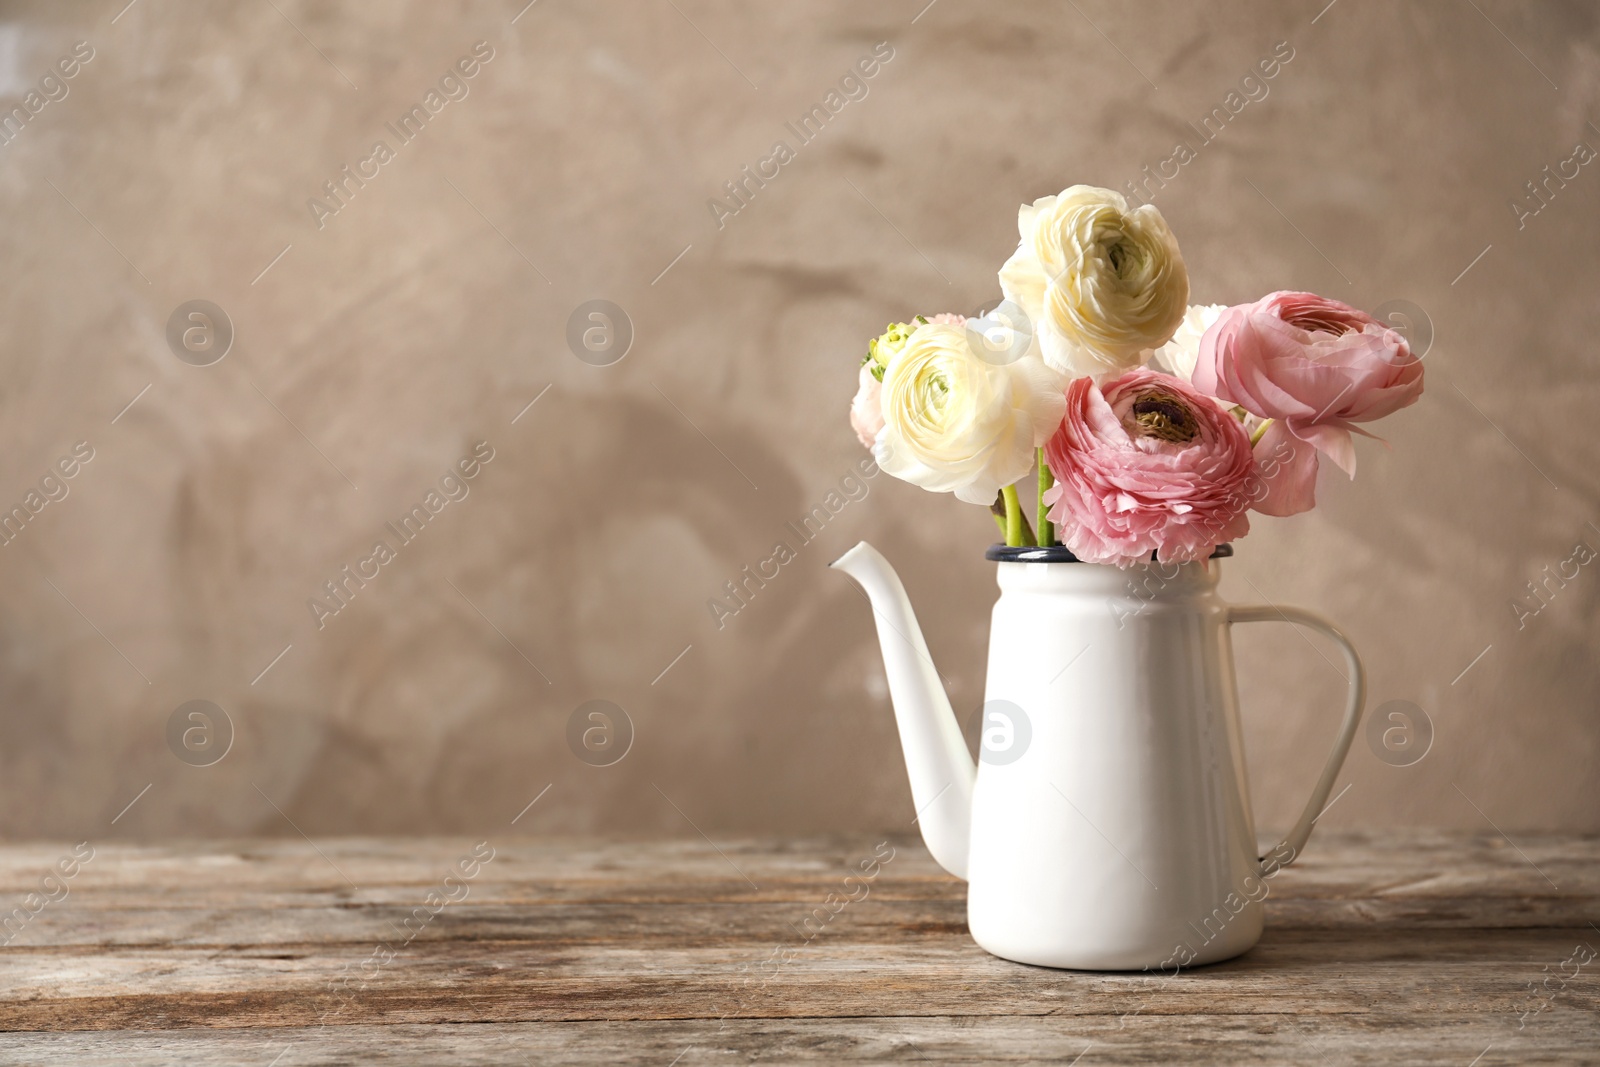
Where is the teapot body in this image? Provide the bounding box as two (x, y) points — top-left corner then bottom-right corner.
(967, 557), (1267, 971)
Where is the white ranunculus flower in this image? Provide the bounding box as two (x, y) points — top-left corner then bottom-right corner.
(873, 322), (1066, 504)
(1151, 303), (1227, 382)
(998, 185), (1189, 378)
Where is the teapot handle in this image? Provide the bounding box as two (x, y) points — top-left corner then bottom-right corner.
(1227, 605), (1366, 877)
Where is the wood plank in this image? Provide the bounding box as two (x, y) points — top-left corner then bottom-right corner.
(4, 888), (1595, 951)
(0, 1014), (1595, 1066)
(0, 833), (1591, 900)
(2, 928), (1596, 1030)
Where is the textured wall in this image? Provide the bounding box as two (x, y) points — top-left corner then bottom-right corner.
(0, 0), (1594, 842)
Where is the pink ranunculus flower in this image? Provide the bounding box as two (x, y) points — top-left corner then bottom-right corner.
(1191, 291), (1424, 516)
(1043, 367), (1256, 567)
(849, 364), (885, 449)
(925, 313), (968, 326)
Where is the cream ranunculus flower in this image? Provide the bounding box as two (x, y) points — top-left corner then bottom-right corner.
(873, 322), (1066, 504)
(998, 185), (1189, 378)
(1151, 303), (1227, 382)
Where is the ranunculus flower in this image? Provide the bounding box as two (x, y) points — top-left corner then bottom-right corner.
(864, 320), (920, 382)
(1191, 291), (1424, 516)
(875, 322), (1066, 504)
(999, 185), (1189, 378)
(848, 365), (884, 449)
(1042, 367), (1256, 566)
(1151, 303), (1226, 382)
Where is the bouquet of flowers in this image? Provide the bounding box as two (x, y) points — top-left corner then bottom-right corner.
(848, 185), (1425, 566)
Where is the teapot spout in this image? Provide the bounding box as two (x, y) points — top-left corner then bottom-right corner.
(831, 542), (974, 880)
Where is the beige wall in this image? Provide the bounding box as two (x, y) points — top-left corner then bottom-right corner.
(0, 0), (1595, 842)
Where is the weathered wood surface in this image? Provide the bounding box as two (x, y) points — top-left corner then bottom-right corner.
(0, 833), (1595, 1064)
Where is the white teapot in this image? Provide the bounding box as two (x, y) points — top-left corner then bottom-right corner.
(833, 540), (1364, 971)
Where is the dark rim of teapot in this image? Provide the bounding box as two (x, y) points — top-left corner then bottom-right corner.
(985, 543), (1234, 563)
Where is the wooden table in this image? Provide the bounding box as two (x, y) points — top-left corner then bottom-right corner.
(0, 833), (1594, 1064)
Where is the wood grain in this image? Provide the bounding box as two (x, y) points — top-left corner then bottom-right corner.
(0, 833), (1595, 1064)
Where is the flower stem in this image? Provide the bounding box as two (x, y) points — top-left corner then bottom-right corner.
(1001, 484), (1035, 547)
(1249, 417), (1274, 447)
(1036, 448), (1055, 547)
